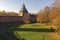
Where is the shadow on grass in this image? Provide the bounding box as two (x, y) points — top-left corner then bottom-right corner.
(13, 28), (55, 32)
(0, 22), (56, 40)
(0, 22), (23, 40)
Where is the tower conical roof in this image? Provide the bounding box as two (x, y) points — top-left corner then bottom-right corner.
(20, 4), (28, 12)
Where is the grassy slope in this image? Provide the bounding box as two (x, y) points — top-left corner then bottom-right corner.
(14, 23), (53, 40)
(0, 22), (57, 40)
(19, 24), (49, 29)
(19, 23), (56, 29)
(0, 23), (60, 40)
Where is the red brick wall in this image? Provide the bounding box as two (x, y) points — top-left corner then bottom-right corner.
(0, 16), (23, 22)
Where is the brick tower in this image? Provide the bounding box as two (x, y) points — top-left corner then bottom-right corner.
(19, 4), (30, 23)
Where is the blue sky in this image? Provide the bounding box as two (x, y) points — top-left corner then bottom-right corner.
(0, 0), (54, 13)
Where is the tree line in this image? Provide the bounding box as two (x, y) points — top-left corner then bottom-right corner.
(37, 6), (60, 34)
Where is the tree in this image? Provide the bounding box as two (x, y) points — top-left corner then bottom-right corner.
(37, 12), (44, 23)
(37, 9), (44, 23)
(49, 7), (60, 24)
(52, 18), (60, 34)
(44, 6), (50, 24)
(7, 12), (18, 16)
(0, 10), (6, 16)
(37, 6), (50, 24)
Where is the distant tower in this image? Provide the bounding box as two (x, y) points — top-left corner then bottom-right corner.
(19, 4), (30, 23)
(19, 4), (28, 16)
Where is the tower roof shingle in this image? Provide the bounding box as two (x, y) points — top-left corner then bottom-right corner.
(20, 4), (28, 12)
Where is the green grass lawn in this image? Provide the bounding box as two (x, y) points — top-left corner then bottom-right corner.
(13, 23), (54, 40)
(0, 23), (55, 40)
(14, 31), (51, 40)
(19, 24), (49, 28)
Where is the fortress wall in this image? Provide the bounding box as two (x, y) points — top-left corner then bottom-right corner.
(0, 16), (23, 22)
